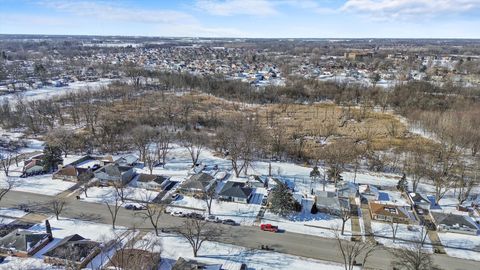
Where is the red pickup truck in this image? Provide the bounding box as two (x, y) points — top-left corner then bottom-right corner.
(260, 224), (279, 232)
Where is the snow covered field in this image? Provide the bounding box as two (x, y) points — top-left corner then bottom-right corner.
(437, 232), (480, 261)
(169, 195), (262, 226)
(371, 222), (432, 251)
(145, 232), (357, 270)
(0, 172), (75, 196)
(80, 186), (159, 205)
(262, 209), (352, 240)
(1, 79), (113, 103)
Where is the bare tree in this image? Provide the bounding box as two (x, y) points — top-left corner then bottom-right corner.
(390, 220), (400, 243)
(391, 226), (434, 270)
(49, 199), (68, 220)
(180, 131), (208, 167)
(138, 192), (164, 236)
(105, 229), (162, 270)
(0, 177), (16, 202)
(105, 188), (124, 229)
(175, 218), (222, 257)
(426, 143), (459, 205)
(334, 228), (378, 270)
(155, 129), (172, 167)
(0, 152), (14, 177)
(45, 128), (75, 157)
(201, 181), (217, 216)
(144, 150), (158, 175)
(403, 150), (427, 193)
(130, 125), (157, 162)
(340, 202), (351, 236)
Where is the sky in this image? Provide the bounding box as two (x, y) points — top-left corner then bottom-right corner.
(1, 0), (480, 38)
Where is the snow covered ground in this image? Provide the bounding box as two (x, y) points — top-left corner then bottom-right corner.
(80, 186), (159, 205)
(371, 222), (432, 251)
(0, 172), (75, 196)
(437, 232), (480, 261)
(0, 208), (27, 225)
(262, 207), (353, 240)
(1, 79), (113, 103)
(144, 232), (357, 270)
(169, 195), (262, 226)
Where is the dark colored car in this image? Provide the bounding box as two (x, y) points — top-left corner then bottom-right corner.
(222, 219), (238, 226)
(188, 213), (204, 220)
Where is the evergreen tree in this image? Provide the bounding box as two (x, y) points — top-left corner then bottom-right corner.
(397, 173), (408, 192)
(270, 182), (296, 217)
(310, 165), (321, 182)
(42, 144), (63, 172)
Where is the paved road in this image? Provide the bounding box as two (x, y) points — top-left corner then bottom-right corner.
(2, 190), (478, 270)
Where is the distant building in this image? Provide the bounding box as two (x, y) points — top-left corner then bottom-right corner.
(344, 51), (374, 61)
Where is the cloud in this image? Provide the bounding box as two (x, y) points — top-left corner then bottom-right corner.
(38, 0), (195, 24)
(341, 0), (480, 20)
(195, 0), (279, 16)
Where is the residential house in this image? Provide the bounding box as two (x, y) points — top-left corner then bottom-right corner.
(52, 165), (79, 182)
(408, 192), (431, 210)
(115, 154), (140, 167)
(106, 248), (161, 270)
(172, 257), (222, 270)
(43, 234), (101, 268)
(178, 172), (216, 196)
(247, 175), (266, 188)
(369, 201), (413, 224)
(0, 229), (52, 257)
(337, 181), (358, 199)
(431, 212), (479, 235)
(133, 173), (170, 191)
(315, 191), (349, 216)
(218, 181), (253, 203)
(94, 163), (134, 186)
(359, 184), (379, 202)
(22, 154), (45, 175)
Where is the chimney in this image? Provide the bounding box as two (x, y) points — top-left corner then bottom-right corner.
(45, 220), (53, 240)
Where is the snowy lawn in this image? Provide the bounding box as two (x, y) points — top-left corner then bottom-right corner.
(261, 208), (352, 240)
(0, 208), (27, 225)
(142, 232), (357, 270)
(371, 221), (432, 251)
(437, 232), (480, 261)
(169, 195), (262, 226)
(80, 186), (159, 205)
(0, 172), (75, 196)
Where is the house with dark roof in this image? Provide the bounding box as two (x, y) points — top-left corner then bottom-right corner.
(43, 234), (101, 268)
(359, 184), (379, 202)
(133, 173), (170, 191)
(369, 201), (414, 224)
(408, 192), (431, 210)
(52, 165), (80, 182)
(94, 163), (134, 186)
(219, 181), (253, 203)
(0, 229), (52, 257)
(315, 191), (349, 216)
(172, 257), (222, 270)
(106, 248), (161, 270)
(178, 172), (216, 196)
(431, 212), (479, 235)
(115, 154), (140, 167)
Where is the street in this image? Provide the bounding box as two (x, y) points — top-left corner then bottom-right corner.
(1, 190), (478, 270)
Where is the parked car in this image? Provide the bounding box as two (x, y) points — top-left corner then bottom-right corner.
(171, 193), (180, 200)
(222, 219), (238, 226)
(171, 211), (185, 217)
(188, 213), (204, 220)
(205, 215), (221, 223)
(261, 198), (268, 206)
(125, 204), (145, 210)
(260, 224), (278, 232)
